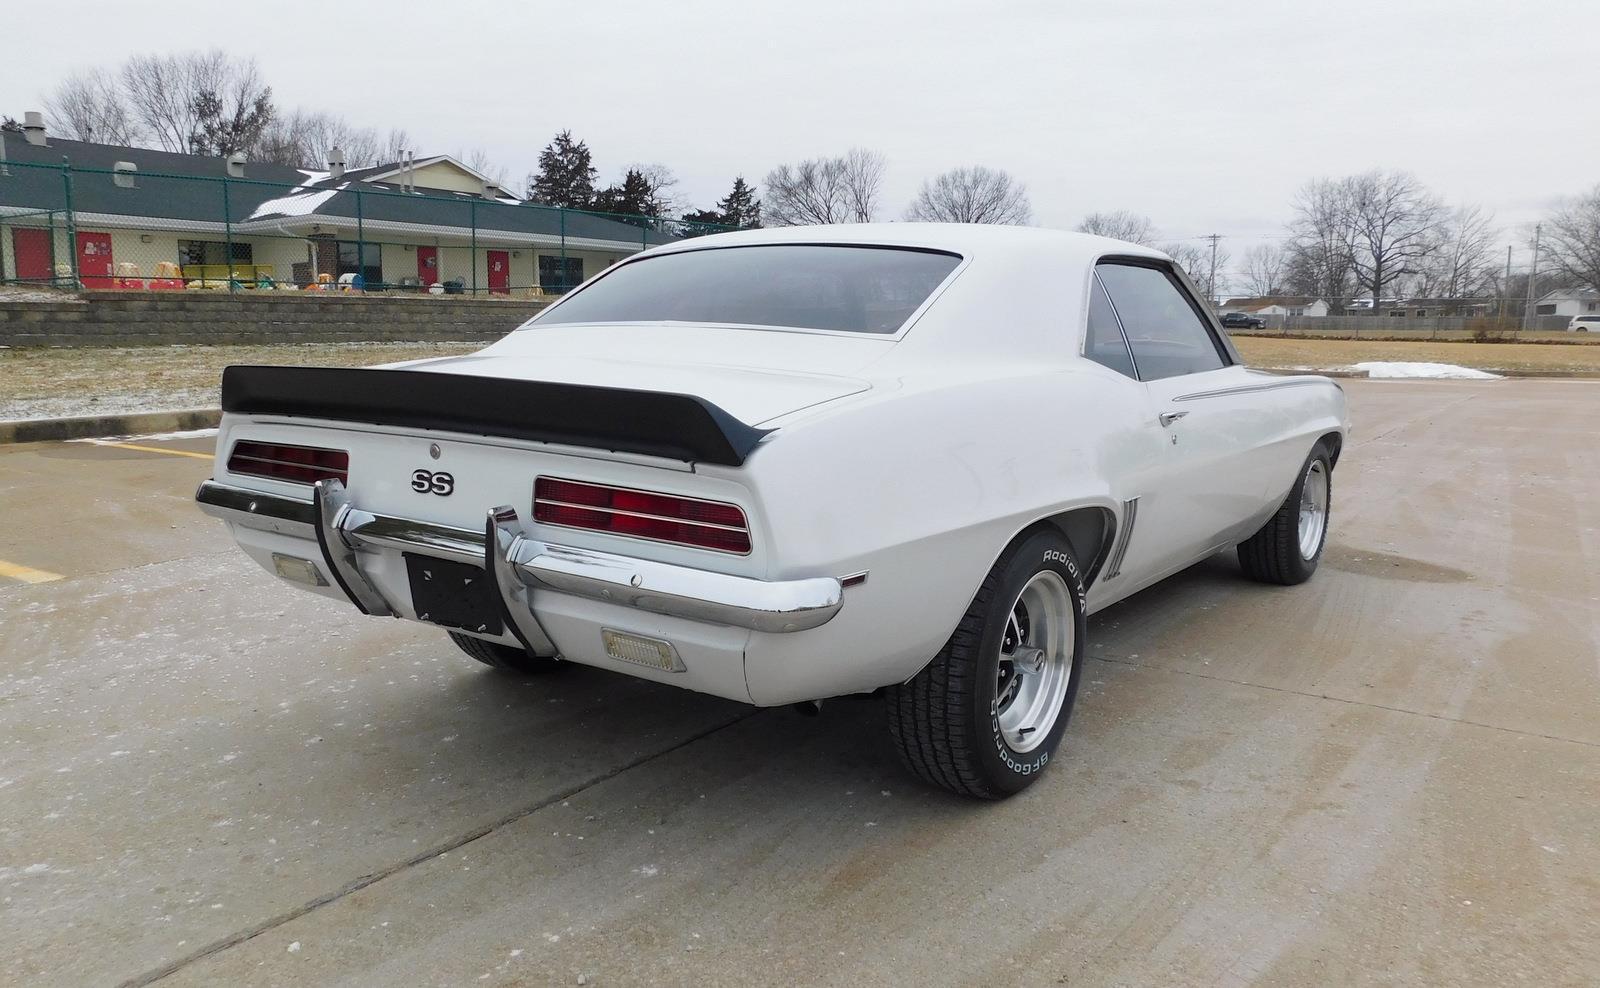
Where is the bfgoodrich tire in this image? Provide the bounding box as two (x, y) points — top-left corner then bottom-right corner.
(885, 529), (1087, 799)
(1237, 440), (1334, 585)
(448, 632), (563, 674)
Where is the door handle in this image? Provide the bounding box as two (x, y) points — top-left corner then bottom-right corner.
(1159, 410), (1188, 427)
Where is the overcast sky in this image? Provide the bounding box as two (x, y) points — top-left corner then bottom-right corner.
(6, 0), (1594, 289)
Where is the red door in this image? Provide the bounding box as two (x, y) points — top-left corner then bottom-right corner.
(487, 250), (509, 295)
(76, 231), (115, 289)
(11, 228), (54, 282)
(416, 246), (438, 285)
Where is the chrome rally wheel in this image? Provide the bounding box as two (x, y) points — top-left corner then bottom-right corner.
(1298, 459), (1329, 561)
(994, 571), (1075, 754)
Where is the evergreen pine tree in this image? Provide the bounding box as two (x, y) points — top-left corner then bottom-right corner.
(717, 177), (762, 229)
(527, 130), (597, 208)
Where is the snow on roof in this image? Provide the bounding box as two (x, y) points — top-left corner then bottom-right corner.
(248, 185), (342, 220)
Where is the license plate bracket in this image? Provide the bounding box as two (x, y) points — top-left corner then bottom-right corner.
(404, 553), (503, 635)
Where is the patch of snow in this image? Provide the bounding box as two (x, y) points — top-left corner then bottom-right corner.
(1350, 361), (1502, 380)
(248, 187), (339, 220)
(126, 427), (220, 441)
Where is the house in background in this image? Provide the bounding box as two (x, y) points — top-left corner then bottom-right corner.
(1218, 297), (1329, 318)
(1534, 287), (1600, 317)
(0, 112), (669, 294)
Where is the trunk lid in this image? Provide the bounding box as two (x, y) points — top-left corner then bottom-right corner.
(409, 322), (892, 426)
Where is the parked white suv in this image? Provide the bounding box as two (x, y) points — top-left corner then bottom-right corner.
(1570, 315), (1600, 332)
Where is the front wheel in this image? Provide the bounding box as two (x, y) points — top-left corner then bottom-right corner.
(1237, 440), (1333, 585)
(885, 529), (1087, 799)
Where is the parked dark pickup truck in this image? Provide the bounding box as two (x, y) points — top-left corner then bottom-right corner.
(1220, 311), (1267, 329)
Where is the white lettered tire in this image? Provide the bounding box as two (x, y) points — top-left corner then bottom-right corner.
(885, 528), (1087, 799)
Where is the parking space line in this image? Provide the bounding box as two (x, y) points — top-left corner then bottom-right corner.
(94, 441), (213, 461)
(0, 558), (65, 584)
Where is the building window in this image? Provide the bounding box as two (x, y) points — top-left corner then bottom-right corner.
(178, 240), (252, 266)
(1536, 304), (1557, 315)
(539, 255), (584, 293)
(337, 242), (383, 285)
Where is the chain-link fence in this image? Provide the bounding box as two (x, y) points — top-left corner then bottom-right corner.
(0, 159), (733, 296)
(1215, 295), (1590, 338)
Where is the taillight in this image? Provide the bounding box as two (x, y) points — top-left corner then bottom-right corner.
(227, 440), (349, 485)
(534, 477), (751, 554)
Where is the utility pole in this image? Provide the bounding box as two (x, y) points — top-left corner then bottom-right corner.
(1501, 245), (1512, 322)
(1523, 223), (1541, 331)
(1204, 233), (1222, 306)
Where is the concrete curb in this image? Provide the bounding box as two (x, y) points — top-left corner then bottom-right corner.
(0, 408), (221, 444)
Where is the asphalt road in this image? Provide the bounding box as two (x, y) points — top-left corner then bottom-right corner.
(2, 379), (1597, 987)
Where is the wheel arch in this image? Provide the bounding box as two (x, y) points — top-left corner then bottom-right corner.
(1319, 430), (1344, 466)
(1016, 504), (1117, 590)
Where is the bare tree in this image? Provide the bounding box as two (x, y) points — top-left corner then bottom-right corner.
(1162, 241), (1228, 300)
(763, 148), (885, 226)
(122, 51), (273, 154)
(119, 51), (277, 156)
(254, 111), (407, 170)
(628, 163), (682, 216)
(1403, 204), (1498, 300)
(1076, 210), (1158, 246)
(1338, 170), (1445, 307)
(838, 148), (885, 222)
(905, 165), (1031, 224)
(1285, 177), (1356, 302)
(456, 147), (507, 188)
(44, 69), (140, 145)
(377, 129), (411, 165)
(1240, 243), (1288, 296)
(1543, 185), (1600, 292)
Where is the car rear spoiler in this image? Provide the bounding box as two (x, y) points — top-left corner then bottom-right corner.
(220, 365), (772, 466)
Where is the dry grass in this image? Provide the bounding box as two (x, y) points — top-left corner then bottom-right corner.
(1233, 337), (1600, 374)
(0, 342), (486, 420)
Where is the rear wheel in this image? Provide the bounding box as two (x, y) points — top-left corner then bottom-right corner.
(1238, 440), (1333, 585)
(885, 529), (1087, 799)
(448, 631), (563, 674)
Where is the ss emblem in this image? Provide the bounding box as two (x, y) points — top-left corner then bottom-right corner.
(410, 469), (454, 496)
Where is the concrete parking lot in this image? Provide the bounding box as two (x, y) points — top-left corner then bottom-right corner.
(2, 379), (1597, 987)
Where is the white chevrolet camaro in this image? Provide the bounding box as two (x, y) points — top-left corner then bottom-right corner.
(198, 224), (1349, 798)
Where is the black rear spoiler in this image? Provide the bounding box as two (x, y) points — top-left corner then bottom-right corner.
(220, 365), (771, 466)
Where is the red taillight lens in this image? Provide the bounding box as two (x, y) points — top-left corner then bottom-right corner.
(534, 477), (751, 554)
(227, 440), (349, 485)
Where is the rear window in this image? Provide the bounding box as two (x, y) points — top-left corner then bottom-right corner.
(531, 244), (962, 335)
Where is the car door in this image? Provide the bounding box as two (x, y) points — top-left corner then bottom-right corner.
(1094, 259), (1270, 574)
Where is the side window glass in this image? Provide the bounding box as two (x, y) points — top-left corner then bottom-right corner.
(1083, 275), (1136, 378)
(1095, 263), (1228, 381)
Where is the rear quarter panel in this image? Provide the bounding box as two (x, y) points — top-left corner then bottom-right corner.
(736, 363), (1157, 705)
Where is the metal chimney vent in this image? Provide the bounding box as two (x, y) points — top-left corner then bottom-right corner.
(226, 153), (246, 178)
(328, 146), (346, 181)
(22, 110), (46, 147)
(113, 161), (138, 188)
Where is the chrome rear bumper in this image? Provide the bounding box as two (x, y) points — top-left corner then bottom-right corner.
(195, 479), (843, 637)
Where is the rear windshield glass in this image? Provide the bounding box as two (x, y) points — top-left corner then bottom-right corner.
(531, 244), (962, 335)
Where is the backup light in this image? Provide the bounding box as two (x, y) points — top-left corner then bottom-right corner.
(601, 629), (684, 672)
(534, 477), (751, 554)
(271, 553), (328, 586)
